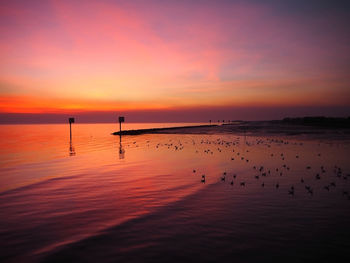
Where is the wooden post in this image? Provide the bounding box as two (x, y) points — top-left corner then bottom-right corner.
(69, 117), (75, 140)
(118, 116), (125, 134)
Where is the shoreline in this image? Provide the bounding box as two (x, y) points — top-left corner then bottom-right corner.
(112, 124), (218, 135)
(112, 120), (350, 137)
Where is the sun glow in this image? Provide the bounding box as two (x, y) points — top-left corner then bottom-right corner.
(1, 0), (349, 119)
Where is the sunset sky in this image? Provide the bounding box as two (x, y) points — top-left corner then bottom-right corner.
(1, 0), (349, 122)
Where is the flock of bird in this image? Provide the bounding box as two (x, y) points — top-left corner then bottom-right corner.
(203, 137), (349, 199)
(126, 135), (350, 200)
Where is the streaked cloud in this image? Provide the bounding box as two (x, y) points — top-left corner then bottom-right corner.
(0, 0), (349, 118)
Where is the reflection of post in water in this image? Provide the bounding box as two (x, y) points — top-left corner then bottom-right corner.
(69, 139), (76, 156)
(119, 134), (125, 159)
(117, 116), (125, 159)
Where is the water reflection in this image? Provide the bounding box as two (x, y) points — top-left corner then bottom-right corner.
(1, 124), (350, 263)
(118, 135), (125, 159)
(69, 139), (76, 156)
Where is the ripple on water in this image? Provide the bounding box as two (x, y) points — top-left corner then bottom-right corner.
(0, 124), (349, 262)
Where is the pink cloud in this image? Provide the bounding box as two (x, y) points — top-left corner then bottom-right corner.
(0, 0), (349, 115)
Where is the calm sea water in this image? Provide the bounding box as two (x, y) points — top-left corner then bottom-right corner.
(0, 123), (349, 262)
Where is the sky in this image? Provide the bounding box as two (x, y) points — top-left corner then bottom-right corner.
(0, 0), (350, 123)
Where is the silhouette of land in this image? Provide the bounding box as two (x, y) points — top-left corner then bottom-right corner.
(281, 116), (350, 128)
(112, 117), (350, 137)
(112, 124), (218, 135)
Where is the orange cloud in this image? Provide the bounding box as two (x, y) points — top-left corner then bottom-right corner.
(1, 0), (349, 115)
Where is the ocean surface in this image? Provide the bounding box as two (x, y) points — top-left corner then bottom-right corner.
(0, 123), (350, 262)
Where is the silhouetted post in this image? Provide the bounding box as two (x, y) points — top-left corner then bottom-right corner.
(69, 117), (75, 140)
(118, 116), (125, 134)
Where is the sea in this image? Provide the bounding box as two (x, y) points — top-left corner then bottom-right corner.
(0, 123), (349, 262)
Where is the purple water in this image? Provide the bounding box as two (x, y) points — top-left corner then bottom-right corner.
(0, 124), (349, 262)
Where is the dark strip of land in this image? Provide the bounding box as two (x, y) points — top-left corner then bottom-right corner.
(112, 124), (218, 135)
(112, 117), (350, 137)
(280, 116), (350, 128)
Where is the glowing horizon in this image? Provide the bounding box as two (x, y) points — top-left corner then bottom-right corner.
(1, 0), (349, 119)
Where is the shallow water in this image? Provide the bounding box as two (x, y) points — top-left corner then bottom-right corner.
(0, 123), (349, 262)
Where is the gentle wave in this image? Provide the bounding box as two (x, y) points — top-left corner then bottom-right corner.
(38, 180), (218, 262)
